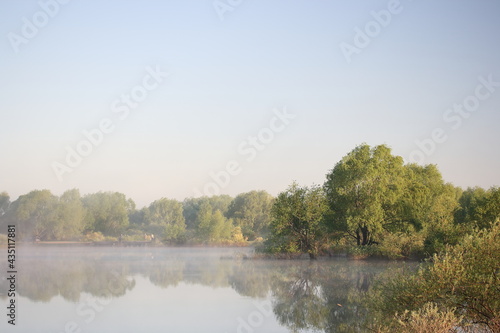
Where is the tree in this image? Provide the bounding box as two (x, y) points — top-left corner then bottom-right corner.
(267, 182), (329, 259)
(324, 144), (406, 246)
(479, 187), (500, 226)
(11, 189), (58, 241)
(196, 200), (234, 243)
(82, 192), (132, 236)
(54, 189), (85, 240)
(227, 190), (274, 240)
(146, 198), (186, 243)
(456, 187), (500, 229)
(182, 195), (233, 231)
(129, 207), (149, 227)
(401, 164), (459, 231)
(0, 192), (9, 217)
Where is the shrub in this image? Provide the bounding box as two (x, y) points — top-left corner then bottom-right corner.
(377, 232), (424, 259)
(81, 232), (106, 242)
(394, 302), (462, 333)
(346, 245), (376, 259)
(370, 222), (500, 331)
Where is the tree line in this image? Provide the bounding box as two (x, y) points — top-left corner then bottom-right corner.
(1, 143), (499, 256)
(264, 144), (500, 259)
(0, 189), (273, 245)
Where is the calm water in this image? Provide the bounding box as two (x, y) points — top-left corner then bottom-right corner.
(0, 247), (410, 333)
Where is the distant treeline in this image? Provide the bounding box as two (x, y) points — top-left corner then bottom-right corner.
(1, 143), (499, 255)
(0, 188), (273, 245)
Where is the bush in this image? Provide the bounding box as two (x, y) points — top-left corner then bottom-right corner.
(122, 229), (146, 241)
(370, 222), (500, 331)
(81, 232), (105, 242)
(377, 232), (424, 259)
(394, 302), (462, 333)
(423, 222), (469, 256)
(346, 245), (376, 259)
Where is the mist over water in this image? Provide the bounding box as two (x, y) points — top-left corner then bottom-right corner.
(0, 247), (410, 332)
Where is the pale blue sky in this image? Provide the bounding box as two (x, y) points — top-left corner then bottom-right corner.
(1, 0), (499, 207)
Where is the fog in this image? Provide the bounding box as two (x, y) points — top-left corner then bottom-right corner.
(0, 246), (411, 333)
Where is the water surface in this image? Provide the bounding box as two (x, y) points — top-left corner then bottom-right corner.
(0, 246), (410, 333)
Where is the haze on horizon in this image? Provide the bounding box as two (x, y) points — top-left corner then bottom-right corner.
(1, 0), (499, 208)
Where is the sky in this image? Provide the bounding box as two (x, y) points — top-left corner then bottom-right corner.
(1, 0), (499, 208)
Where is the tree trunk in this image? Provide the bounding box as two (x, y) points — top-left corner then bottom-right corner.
(360, 226), (370, 246)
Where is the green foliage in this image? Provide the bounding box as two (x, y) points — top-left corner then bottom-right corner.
(231, 226), (246, 244)
(1, 144), (498, 252)
(456, 186), (500, 229)
(267, 182), (329, 259)
(422, 222), (469, 255)
(54, 189), (85, 240)
(393, 302), (463, 333)
(345, 244), (376, 260)
(375, 231), (424, 260)
(146, 198), (186, 243)
(0, 191), (9, 216)
(11, 189), (58, 241)
(371, 223), (500, 331)
(325, 144), (406, 246)
(82, 192), (132, 236)
(227, 190), (273, 240)
(401, 164), (460, 231)
(81, 231), (111, 242)
(182, 195), (232, 230)
(195, 201), (234, 244)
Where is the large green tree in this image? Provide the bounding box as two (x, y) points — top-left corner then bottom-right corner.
(268, 182), (329, 259)
(324, 144), (406, 246)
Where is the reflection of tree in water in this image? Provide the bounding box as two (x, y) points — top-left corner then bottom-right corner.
(14, 250), (136, 302)
(270, 260), (390, 333)
(19, 258), (88, 302)
(82, 263), (135, 298)
(181, 259), (236, 289)
(147, 260), (185, 288)
(229, 261), (272, 298)
(10, 247), (402, 333)
(272, 263), (329, 332)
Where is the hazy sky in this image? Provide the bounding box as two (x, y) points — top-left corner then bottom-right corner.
(1, 0), (499, 208)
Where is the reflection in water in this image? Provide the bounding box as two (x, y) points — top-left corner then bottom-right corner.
(0, 247), (406, 332)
